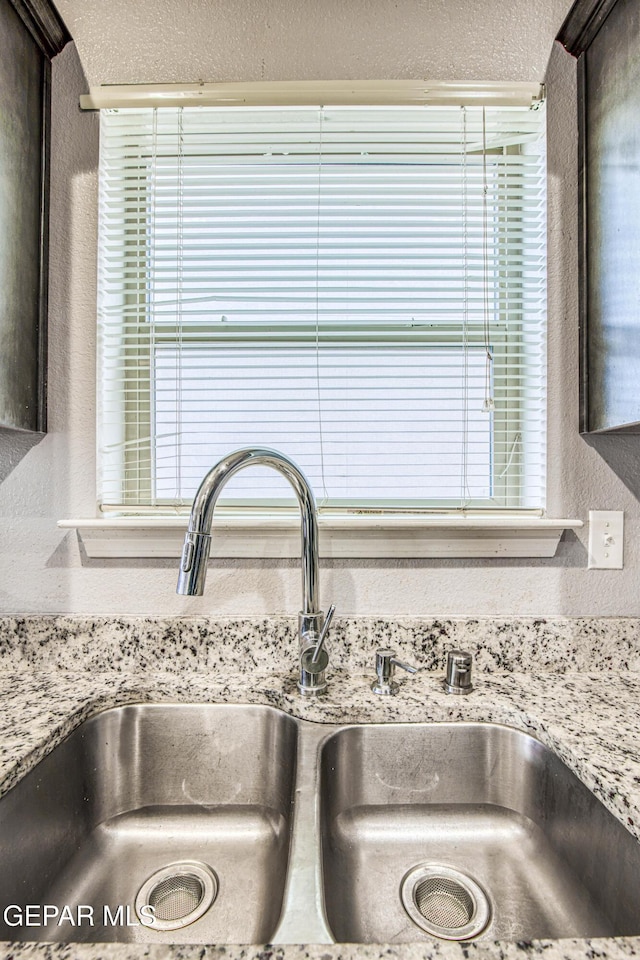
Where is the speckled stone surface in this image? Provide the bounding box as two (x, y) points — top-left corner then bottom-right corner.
(1, 616), (640, 960)
(5, 939), (640, 960)
(1, 615), (640, 673)
(4, 938), (640, 960)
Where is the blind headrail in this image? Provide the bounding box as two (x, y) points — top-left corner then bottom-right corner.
(81, 80), (545, 111)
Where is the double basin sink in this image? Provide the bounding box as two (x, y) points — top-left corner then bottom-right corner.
(0, 703), (639, 944)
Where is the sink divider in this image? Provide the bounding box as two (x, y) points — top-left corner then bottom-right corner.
(272, 721), (339, 944)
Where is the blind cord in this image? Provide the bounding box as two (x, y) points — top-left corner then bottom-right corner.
(175, 107), (185, 507)
(482, 106), (495, 414)
(149, 108), (159, 506)
(314, 107), (329, 505)
(461, 106), (471, 507)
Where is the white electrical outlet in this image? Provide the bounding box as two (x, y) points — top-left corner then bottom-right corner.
(588, 510), (624, 569)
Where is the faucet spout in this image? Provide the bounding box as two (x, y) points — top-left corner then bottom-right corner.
(177, 447), (319, 616)
(177, 448), (330, 694)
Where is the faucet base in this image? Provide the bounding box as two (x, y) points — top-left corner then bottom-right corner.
(297, 680), (328, 696)
(371, 678), (399, 696)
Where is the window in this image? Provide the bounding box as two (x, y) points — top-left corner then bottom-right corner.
(97, 100), (546, 514)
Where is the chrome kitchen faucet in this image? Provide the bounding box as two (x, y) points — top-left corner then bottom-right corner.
(176, 447), (333, 695)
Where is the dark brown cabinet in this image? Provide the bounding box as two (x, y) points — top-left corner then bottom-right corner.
(0, 0), (68, 433)
(560, 0), (640, 434)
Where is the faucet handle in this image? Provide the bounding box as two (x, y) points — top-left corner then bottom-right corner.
(300, 645), (328, 675)
(298, 605), (335, 694)
(311, 603), (335, 665)
(300, 603), (335, 675)
(371, 648), (419, 696)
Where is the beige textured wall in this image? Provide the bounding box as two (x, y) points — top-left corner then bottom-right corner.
(4, 0), (640, 616)
(57, 0), (569, 86)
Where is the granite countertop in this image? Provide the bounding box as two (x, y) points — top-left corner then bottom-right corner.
(1, 615), (640, 960)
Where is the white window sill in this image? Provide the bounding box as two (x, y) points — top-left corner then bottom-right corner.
(58, 515), (583, 560)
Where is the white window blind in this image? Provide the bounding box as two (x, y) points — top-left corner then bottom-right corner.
(97, 103), (546, 513)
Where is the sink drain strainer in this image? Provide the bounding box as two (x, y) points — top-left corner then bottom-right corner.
(135, 861), (218, 931)
(400, 864), (491, 940)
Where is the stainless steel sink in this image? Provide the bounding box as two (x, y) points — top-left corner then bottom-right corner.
(1, 708), (640, 944)
(319, 722), (640, 942)
(0, 704), (298, 943)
